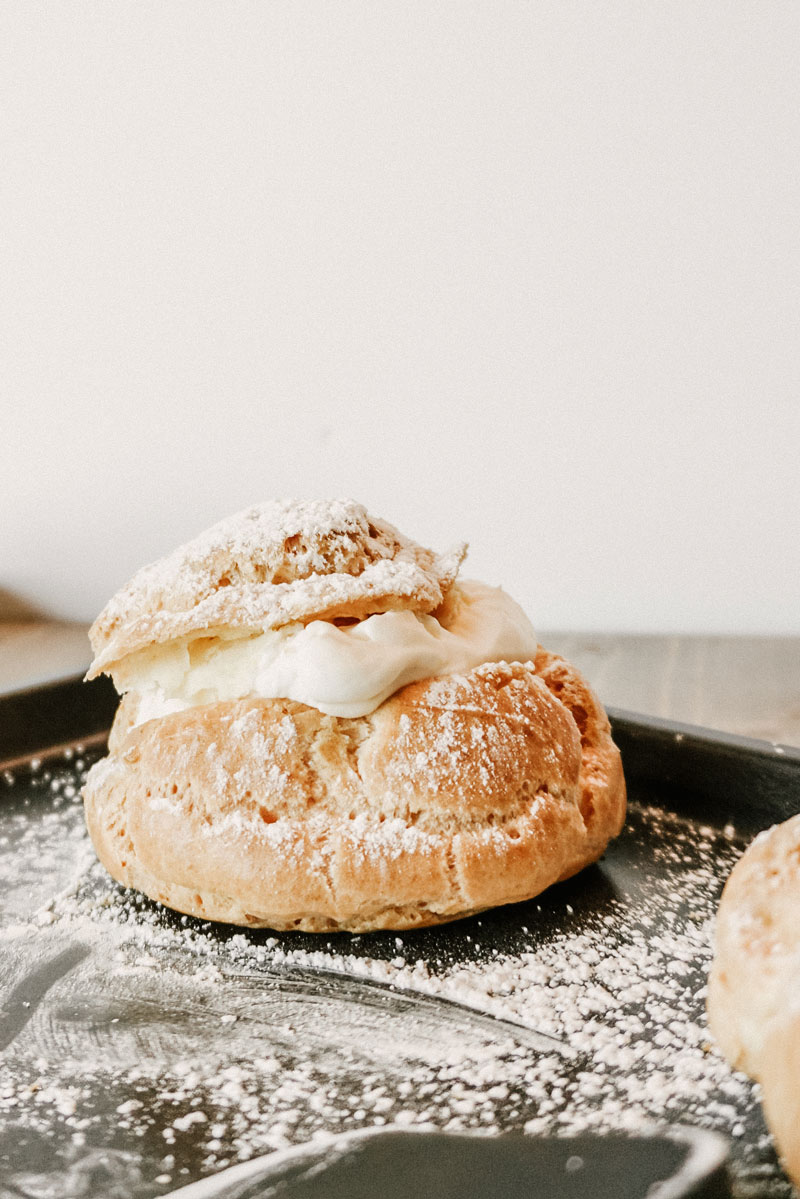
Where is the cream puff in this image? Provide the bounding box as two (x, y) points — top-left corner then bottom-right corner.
(82, 499), (625, 932)
(708, 813), (800, 1185)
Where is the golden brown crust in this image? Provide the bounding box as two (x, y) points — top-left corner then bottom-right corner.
(87, 500), (466, 679)
(83, 655), (625, 932)
(707, 813), (800, 1185)
(532, 648), (627, 876)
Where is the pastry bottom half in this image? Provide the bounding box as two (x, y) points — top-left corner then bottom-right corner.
(83, 651), (626, 933)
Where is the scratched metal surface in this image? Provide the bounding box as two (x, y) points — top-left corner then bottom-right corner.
(0, 682), (798, 1199)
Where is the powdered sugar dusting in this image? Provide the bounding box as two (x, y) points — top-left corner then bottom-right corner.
(88, 500), (467, 676)
(0, 749), (793, 1197)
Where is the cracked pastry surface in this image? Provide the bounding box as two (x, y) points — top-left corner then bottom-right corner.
(82, 499), (626, 932)
(88, 499), (466, 679)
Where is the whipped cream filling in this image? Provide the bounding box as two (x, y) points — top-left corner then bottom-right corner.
(116, 580), (538, 726)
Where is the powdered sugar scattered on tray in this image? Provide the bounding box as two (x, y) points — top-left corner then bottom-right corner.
(0, 749), (792, 1198)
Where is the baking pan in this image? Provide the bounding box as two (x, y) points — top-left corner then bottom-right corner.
(0, 675), (798, 1199)
(161, 1126), (732, 1198)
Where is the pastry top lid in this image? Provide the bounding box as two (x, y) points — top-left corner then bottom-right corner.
(87, 499), (467, 678)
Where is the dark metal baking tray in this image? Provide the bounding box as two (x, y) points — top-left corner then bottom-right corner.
(1, 675), (798, 1199)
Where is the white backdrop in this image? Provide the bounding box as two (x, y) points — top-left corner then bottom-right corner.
(2, 2), (798, 633)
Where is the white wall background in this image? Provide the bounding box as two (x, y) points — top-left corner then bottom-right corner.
(1, 2), (798, 633)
